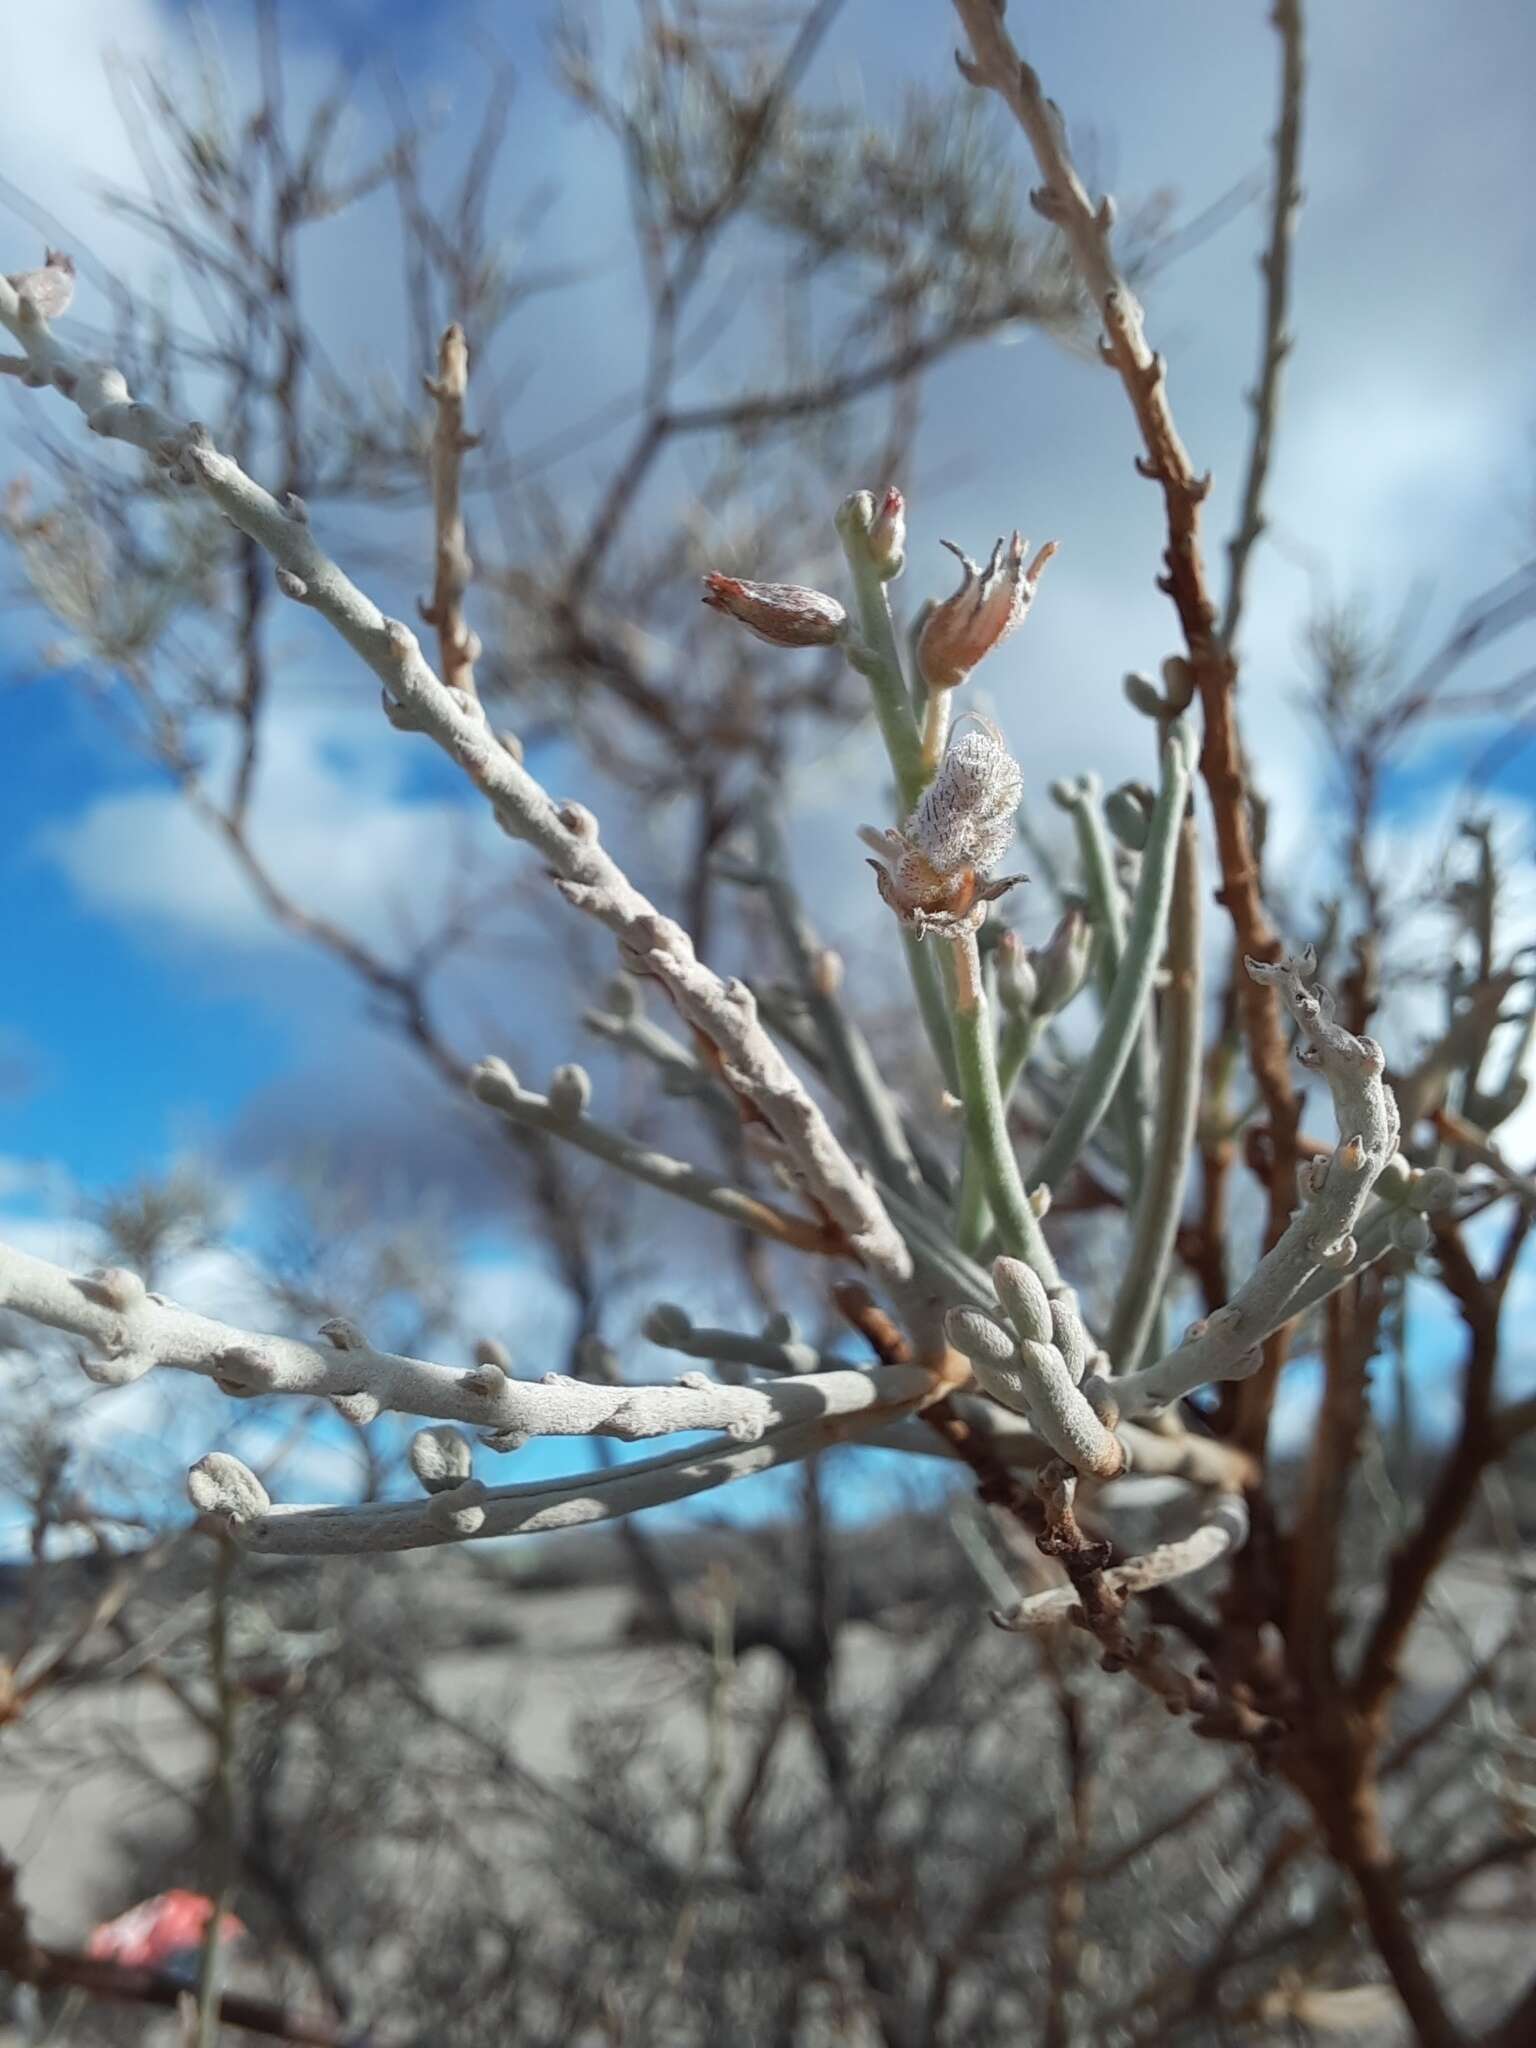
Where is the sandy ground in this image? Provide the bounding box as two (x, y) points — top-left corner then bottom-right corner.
(1, 1550), (1530, 2041)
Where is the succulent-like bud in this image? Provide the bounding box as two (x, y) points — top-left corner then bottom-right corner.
(994, 929), (1039, 1017)
(993, 1254), (1052, 1343)
(410, 1426), (475, 1495)
(5, 249), (76, 321)
(1104, 781), (1154, 851)
(1391, 1211), (1433, 1256)
(1123, 671), (1166, 719)
(330, 1389), (382, 1426)
(547, 1063), (592, 1121)
(701, 574), (846, 648)
(1161, 654), (1195, 711)
(945, 1305), (1019, 1367)
(425, 1479), (488, 1534)
(1029, 907), (1091, 1016)
(474, 1336), (513, 1376)
(867, 486), (906, 579)
(1408, 1166), (1458, 1214)
(860, 717), (1026, 938)
(916, 532), (1056, 691)
(187, 1452), (270, 1524)
(78, 1266), (148, 1311)
(643, 1302), (693, 1346)
(1374, 1153), (1413, 1203)
(318, 1316), (369, 1352)
(1312, 1232), (1358, 1273)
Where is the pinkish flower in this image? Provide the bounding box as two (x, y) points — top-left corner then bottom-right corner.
(88, 1892), (246, 1972)
(916, 532), (1057, 691)
(701, 574), (846, 649)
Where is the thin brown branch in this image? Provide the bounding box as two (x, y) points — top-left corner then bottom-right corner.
(1222, 0), (1306, 650)
(420, 321), (481, 700)
(950, 0), (1302, 1457)
(1285, 1272), (1382, 1695)
(1017, 1465), (1275, 1744)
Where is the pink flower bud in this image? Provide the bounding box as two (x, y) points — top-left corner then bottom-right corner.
(701, 573), (846, 649)
(868, 486), (906, 580)
(916, 532), (1057, 691)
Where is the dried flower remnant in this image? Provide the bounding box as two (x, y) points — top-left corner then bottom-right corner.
(861, 716), (1027, 938)
(916, 530), (1057, 691)
(701, 573), (847, 648)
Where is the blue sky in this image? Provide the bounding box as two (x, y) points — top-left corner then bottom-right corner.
(1, 0), (1532, 1535)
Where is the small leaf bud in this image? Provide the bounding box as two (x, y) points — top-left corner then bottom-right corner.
(1030, 907), (1091, 1016)
(1391, 1211), (1433, 1256)
(410, 1426), (475, 1495)
(188, 1452), (270, 1523)
(546, 1064), (592, 1121)
(1104, 781), (1154, 851)
(643, 1303), (693, 1346)
(1123, 671), (1167, 719)
(992, 1255), (1053, 1343)
(994, 929), (1039, 1018)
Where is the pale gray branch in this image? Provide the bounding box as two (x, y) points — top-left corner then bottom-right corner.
(0, 1236), (927, 1451)
(0, 268), (934, 1343)
(469, 1056), (841, 1255)
(1113, 946), (1410, 1419)
(186, 1389), (932, 1557)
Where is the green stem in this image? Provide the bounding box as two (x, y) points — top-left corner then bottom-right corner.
(1029, 721), (1196, 1197)
(837, 494), (956, 1087)
(956, 1009), (1046, 1252)
(881, 1182), (997, 1303)
(1065, 777), (1126, 1003)
(904, 930), (961, 1094)
(836, 496), (925, 812)
(1106, 813), (1203, 1369)
(1063, 780), (1152, 1189)
(949, 933), (1059, 1286)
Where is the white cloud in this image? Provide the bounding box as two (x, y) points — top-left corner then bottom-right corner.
(38, 688), (496, 953)
(0, 0), (169, 238)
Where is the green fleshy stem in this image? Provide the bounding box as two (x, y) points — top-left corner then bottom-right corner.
(836, 492), (957, 1089)
(1029, 719), (1196, 1198)
(1105, 813), (1203, 1370)
(955, 1009), (1046, 1252)
(949, 934), (1059, 1287)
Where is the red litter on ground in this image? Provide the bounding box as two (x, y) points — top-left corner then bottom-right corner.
(87, 1892), (246, 1969)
